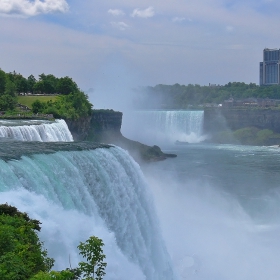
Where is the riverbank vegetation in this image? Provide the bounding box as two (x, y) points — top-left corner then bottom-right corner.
(0, 69), (92, 119)
(210, 127), (280, 146)
(135, 82), (280, 109)
(0, 204), (107, 280)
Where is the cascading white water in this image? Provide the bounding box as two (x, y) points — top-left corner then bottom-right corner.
(156, 110), (203, 134)
(0, 119), (73, 142)
(0, 145), (176, 280)
(121, 110), (206, 145)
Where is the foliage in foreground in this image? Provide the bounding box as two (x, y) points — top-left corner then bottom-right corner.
(0, 204), (107, 280)
(0, 204), (53, 279)
(77, 236), (107, 280)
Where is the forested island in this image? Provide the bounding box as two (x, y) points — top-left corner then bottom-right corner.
(0, 69), (92, 119)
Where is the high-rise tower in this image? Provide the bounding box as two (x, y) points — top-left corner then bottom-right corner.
(260, 48), (280, 85)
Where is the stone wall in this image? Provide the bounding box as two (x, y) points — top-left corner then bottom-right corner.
(204, 107), (280, 134)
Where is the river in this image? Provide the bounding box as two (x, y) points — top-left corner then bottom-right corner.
(0, 112), (279, 279)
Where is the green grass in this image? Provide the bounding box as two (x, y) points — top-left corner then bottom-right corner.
(18, 95), (58, 108)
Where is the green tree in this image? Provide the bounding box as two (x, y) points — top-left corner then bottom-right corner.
(30, 270), (76, 280)
(27, 75), (37, 94)
(0, 204), (54, 279)
(32, 90), (93, 119)
(33, 80), (45, 94)
(32, 100), (46, 114)
(36, 73), (58, 94)
(0, 94), (17, 111)
(16, 75), (28, 94)
(5, 71), (28, 94)
(57, 76), (78, 95)
(0, 69), (6, 93)
(78, 236), (107, 280)
(4, 79), (17, 96)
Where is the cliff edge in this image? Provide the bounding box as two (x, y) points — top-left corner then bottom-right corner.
(65, 110), (176, 163)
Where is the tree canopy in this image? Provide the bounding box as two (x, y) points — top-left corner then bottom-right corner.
(0, 204), (53, 279)
(0, 69), (79, 96)
(0, 204), (107, 280)
(135, 82), (280, 109)
(0, 68), (93, 117)
(31, 91), (93, 119)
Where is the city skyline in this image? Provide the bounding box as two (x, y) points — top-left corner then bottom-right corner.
(0, 1), (280, 93)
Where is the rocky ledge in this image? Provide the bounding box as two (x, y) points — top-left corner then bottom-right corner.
(65, 109), (176, 163)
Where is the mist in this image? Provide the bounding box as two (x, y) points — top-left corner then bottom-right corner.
(142, 146), (280, 280)
(87, 56), (144, 113)
(0, 189), (145, 280)
(86, 64), (279, 279)
(121, 110), (208, 146)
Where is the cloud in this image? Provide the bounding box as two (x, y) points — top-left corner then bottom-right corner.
(131, 6), (155, 18)
(108, 9), (125, 17)
(172, 17), (186, 22)
(110, 21), (129, 31)
(0, 0), (69, 17)
(226, 25), (234, 32)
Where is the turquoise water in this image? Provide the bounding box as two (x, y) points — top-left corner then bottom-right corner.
(1, 112), (280, 279)
(0, 142), (176, 280)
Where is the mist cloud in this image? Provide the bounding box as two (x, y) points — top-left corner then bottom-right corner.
(172, 17), (186, 22)
(108, 9), (125, 16)
(0, 0), (69, 17)
(110, 21), (129, 31)
(131, 7), (155, 18)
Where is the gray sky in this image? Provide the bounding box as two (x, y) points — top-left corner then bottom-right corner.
(0, 0), (279, 91)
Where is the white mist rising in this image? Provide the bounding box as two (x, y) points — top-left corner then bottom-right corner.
(87, 57), (144, 113)
(143, 145), (280, 280)
(0, 189), (145, 280)
(121, 110), (208, 146)
(0, 146), (177, 280)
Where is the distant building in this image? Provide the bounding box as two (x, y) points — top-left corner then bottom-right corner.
(260, 48), (280, 85)
(223, 97), (280, 108)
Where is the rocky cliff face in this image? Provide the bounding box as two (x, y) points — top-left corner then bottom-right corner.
(65, 116), (92, 141)
(65, 110), (123, 141)
(88, 110), (123, 142)
(65, 110), (175, 162)
(204, 107), (280, 134)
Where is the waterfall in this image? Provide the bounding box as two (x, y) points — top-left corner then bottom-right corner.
(0, 119), (73, 142)
(0, 143), (176, 280)
(122, 110), (205, 145)
(153, 110), (204, 136)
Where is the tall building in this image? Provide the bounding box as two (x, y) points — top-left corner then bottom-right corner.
(260, 48), (280, 85)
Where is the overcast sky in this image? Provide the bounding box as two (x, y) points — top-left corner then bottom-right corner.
(0, 0), (279, 93)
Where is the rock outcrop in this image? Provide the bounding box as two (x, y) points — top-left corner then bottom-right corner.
(65, 110), (176, 163)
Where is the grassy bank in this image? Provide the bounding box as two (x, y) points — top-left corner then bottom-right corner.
(18, 95), (58, 108)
